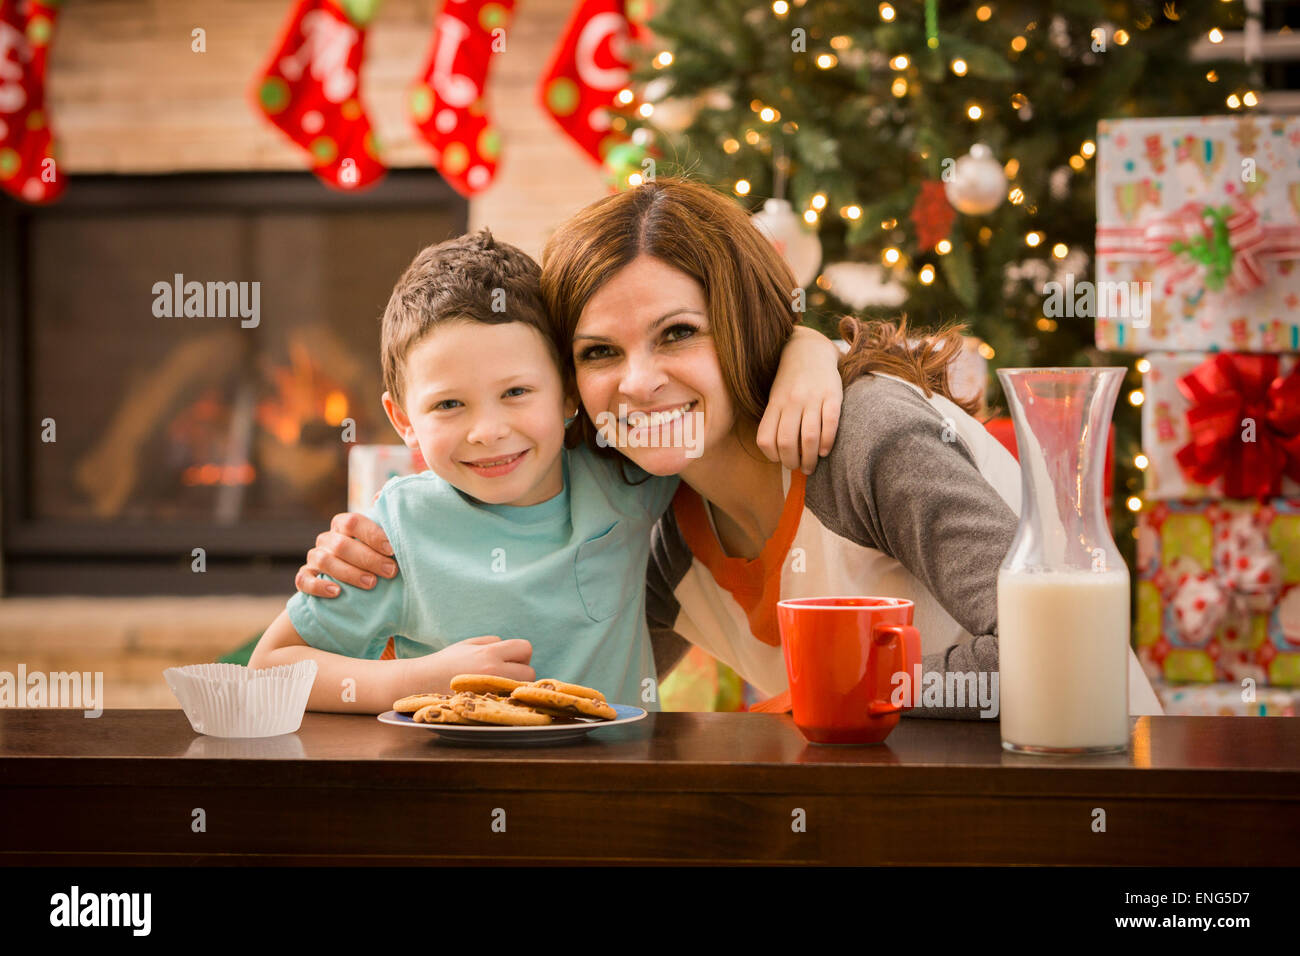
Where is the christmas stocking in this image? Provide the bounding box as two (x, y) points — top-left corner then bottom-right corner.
(537, 0), (648, 164)
(409, 0), (516, 197)
(0, 0), (65, 204)
(255, 0), (385, 190)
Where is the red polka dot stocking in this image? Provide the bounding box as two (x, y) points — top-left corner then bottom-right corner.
(0, 0), (65, 204)
(255, 0), (386, 191)
(409, 0), (515, 197)
(537, 0), (648, 164)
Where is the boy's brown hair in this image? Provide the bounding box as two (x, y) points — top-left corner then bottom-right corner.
(381, 228), (554, 408)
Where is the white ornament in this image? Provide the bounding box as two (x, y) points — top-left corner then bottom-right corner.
(752, 198), (822, 288)
(641, 77), (694, 132)
(945, 143), (1007, 215)
(643, 77), (672, 103)
(1002, 258), (1052, 297)
(1049, 165), (1070, 200)
(821, 262), (906, 310)
(1050, 15), (1070, 50)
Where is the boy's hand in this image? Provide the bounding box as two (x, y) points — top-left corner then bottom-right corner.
(757, 325), (843, 475)
(406, 635), (536, 694)
(295, 512), (398, 597)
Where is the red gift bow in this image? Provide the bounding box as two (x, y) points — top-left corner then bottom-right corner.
(1096, 197), (1300, 297)
(1174, 354), (1300, 498)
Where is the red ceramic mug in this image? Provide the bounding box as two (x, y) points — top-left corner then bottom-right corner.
(777, 596), (922, 744)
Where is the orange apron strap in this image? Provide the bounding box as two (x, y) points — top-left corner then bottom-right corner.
(380, 636), (396, 660)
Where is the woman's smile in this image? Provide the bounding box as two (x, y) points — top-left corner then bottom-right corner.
(622, 400), (697, 428)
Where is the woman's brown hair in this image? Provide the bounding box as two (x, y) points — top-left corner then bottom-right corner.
(540, 177), (979, 457)
(838, 314), (982, 417)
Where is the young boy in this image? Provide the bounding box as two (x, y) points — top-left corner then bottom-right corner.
(250, 229), (837, 714)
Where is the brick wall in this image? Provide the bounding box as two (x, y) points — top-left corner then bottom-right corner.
(48, 0), (608, 258)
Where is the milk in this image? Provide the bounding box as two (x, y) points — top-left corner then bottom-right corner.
(997, 569), (1130, 751)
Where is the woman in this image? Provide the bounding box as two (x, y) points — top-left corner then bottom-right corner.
(299, 178), (1161, 719)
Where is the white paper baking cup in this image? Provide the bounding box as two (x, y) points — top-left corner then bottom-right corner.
(164, 661), (318, 737)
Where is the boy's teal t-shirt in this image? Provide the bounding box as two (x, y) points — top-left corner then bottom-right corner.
(286, 444), (678, 709)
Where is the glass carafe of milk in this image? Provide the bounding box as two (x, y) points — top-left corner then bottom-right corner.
(996, 367), (1129, 755)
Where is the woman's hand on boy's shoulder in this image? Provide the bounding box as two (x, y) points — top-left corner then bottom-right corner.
(295, 511), (398, 598)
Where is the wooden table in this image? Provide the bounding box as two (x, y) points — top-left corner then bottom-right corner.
(1, 709), (1297, 865)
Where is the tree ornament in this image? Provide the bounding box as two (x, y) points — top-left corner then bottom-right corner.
(751, 198), (822, 288)
(641, 75), (694, 133)
(602, 139), (647, 190)
(944, 143), (1007, 215)
(821, 262), (906, 310)
(910, 180), (956, 249)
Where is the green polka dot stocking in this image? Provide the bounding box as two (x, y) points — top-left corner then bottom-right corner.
(0, 0), (65, 204)
(410, 0), (516, 196)
(537, 0), (647, 163)
(255, 0), (386, 191)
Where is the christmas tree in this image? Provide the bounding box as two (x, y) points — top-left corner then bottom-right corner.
(625, 0), (1257, 552)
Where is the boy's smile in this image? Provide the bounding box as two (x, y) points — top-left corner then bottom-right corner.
(382, 320), (576, 507)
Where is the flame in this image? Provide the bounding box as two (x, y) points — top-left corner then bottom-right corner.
(255, 340), (353, 445)
(172, 339), (359, 487)
(182, 463), (256, 486)
(324, 390), (349, 426)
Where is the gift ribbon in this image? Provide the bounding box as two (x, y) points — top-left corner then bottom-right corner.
(1096, 197), (1300, 297)
(1174, 353), (1300, 498)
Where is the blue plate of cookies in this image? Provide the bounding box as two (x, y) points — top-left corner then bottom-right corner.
(378, 674), (647, 746)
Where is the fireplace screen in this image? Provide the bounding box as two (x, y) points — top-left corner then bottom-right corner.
(2, 172), (467, 594)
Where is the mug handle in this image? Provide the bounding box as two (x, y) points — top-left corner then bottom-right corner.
(869, 623), (923, 714)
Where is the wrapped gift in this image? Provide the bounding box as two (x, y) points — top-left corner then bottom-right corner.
(1155, 682), (1297, 716)
(1142, 351), (1300, 499)
(1136, 499), (1300, 686)
(1095, 115), (1300, 352)
(347, 444), (427, 512)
